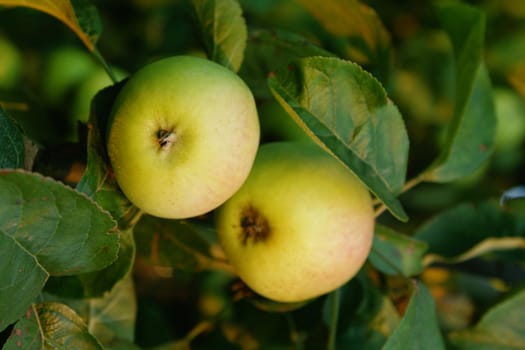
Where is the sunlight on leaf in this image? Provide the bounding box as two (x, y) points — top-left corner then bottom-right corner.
(0, 0), (102, 51)
(294, 0), (391, 78)
(268, 56), (408, 221)
(192, 0), (247, 72)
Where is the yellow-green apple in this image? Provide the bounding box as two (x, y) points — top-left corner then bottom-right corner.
(40, 46), (98, 105)
(216, 141), (375, 302)
(107, 56), (260, 219)
(0, 35), (22, 89)
(72, 66), (128, 123)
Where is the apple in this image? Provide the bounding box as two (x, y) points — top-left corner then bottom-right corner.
(71, 66), (128, 123)
(0, 35), (22, 89)
(215, 141), (375, 303)
(107, 55), (260, 219)
(40, 46), (98, 106)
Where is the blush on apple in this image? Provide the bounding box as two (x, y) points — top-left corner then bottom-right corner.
(216, 141), (375, 303)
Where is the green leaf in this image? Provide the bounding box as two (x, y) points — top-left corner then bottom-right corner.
(5, 302), (103, 350)
(268, 56), (409, 221)
(414, 200), (525, 263)
(369, 225), (428, 277)
(449, 288), (525, 349)
(0, 106), (24, 168)
(0, 170), (119, 331)
(45, 227), (136, 299)
(72, 83), (138, 298)
(45, 276), (137, 348)
(240, 28), (335, 98)
(293, 0), (392, 79)
(382, 281), (445, 350)
(425, 2), (496, 182)
(323, 271), (400, 349)
(78, 227), (135, 297)
(0, 231), (47, 333)
(85, 276), (136, 347)
(134, 215), (216, 271)
(76, 80), (136, 225)
(192, 0), (247, 72)
(0, 0), (102, 51)
(0, 89), (60, 145)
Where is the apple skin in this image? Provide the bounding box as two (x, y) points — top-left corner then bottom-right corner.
(72, 66), (128, 123)
(107, 56), (260, 219)
(216, 141), (375, 303)
(0, 35), (22, 89)
(40, 46), (98, 105)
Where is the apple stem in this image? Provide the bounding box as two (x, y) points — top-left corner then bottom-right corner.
(157, 129), (177, 151)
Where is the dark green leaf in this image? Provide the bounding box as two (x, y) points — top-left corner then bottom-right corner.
(192, 0), (247, 72)
(78, 227), (135, 297)
(382, 281), (445, 350)
(0, 231), (47, 333)
(414, 200), (525, 263)
(5, 302), (103, 350)
(268, 56), (409, 221)
(240, 28), (335, 98)
(0, 106), (24, 168)
(322, 271), (400, 349)
(426, 3), (496, 182)
(449, 288), (525, 349)
(0, 170), (119, 330)
(369, 224), (427, 277)
(46, 226), (135, 299)
(0, 89), (60, 145)
(134, 215), (215, 271)
(76, 80), (136, 225)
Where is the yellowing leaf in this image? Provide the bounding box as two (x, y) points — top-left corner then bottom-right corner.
(0, 0), (101, 51)
(294, 0), (390, 64)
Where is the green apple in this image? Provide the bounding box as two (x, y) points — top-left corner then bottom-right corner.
(0, 35), (22, 89)
(71, 66), (128, 123)
(216, 141), (375, 302)
(107, 55), (260, 219)
(40, 46), (98, 105)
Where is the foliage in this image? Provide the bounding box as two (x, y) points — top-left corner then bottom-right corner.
(1, 0), (525, 349)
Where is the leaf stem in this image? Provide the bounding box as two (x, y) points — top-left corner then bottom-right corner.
(185, 321), (214, 342)
(374, 172), (428, 218)
(327, 288), (341, 350)
(93, 48), (119, 84)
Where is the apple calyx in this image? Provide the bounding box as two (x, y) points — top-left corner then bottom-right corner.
(156, 128), (177, 151)
(240, 205), (270, 245)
